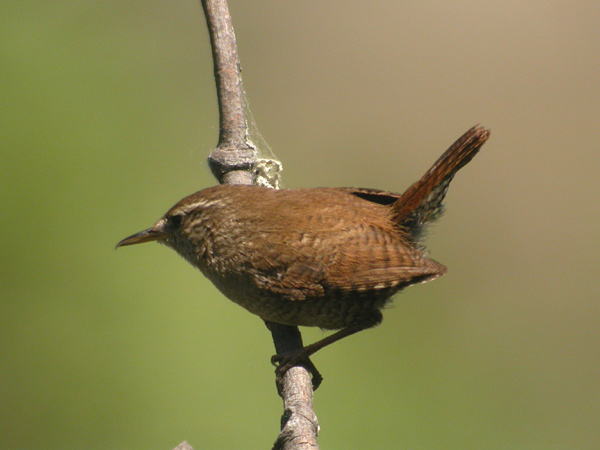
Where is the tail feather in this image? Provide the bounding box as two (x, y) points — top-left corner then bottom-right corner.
(391, 125), (490, 236)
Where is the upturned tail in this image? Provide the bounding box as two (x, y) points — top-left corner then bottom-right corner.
(391, 125), (490, 237)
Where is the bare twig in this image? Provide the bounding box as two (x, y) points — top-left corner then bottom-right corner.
(199, 1), (319, 449)
(267, 323), (319, 450)
(201, 0), (255, 185)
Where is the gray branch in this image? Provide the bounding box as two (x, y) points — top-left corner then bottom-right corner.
(199, 1), (319, 449)
(201, 0), (255, 185)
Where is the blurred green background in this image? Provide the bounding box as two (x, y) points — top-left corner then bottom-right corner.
(2, 1), (599, 449)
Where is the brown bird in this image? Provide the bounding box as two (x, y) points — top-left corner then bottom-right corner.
(118, 125), (490, 387)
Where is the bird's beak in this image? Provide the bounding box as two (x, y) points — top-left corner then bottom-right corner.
(116, 227), (167, 248)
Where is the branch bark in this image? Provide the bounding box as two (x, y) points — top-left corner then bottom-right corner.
(199, 1), (319, 449)
(267, 322), (319, 450)
(201, 0), (255, 185)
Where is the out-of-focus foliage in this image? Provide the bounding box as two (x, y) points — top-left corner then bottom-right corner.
(1, 1), (599, 449)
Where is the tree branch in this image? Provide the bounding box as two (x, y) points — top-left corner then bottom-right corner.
(267, 322), (319, 450)
(172, 442), (193, 450)
(199, 1), (319, 449)
(201, 0), (255, 185)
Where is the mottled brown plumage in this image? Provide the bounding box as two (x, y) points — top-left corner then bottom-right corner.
(118, 125), (490, 385)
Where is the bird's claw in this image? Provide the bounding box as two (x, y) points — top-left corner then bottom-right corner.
(271, 352), (323, 390)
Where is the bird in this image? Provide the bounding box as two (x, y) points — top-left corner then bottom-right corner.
(117, 125), (490, 387)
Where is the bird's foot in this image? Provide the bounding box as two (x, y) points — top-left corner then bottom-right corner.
(271, 351), (323, 391)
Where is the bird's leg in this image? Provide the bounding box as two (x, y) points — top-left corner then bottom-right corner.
(271, 311), (383, 389)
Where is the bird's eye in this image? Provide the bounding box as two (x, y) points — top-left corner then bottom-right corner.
(167, 214), (184, 229)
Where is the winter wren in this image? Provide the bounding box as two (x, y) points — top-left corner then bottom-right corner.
(118, 125), (490, 384)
